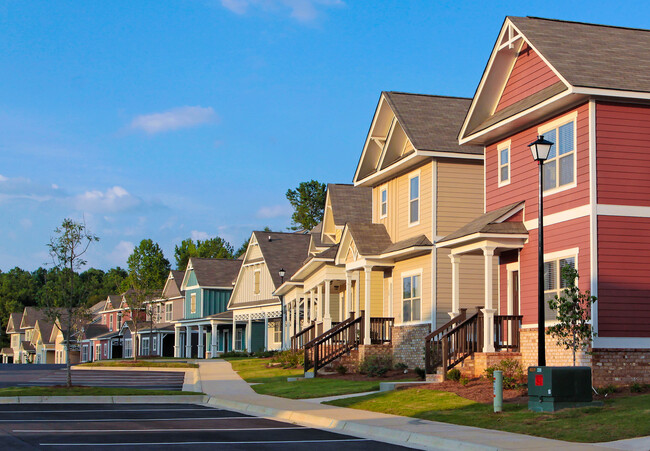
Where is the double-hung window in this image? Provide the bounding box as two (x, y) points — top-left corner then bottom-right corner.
(109, 315), (113, 331)
(380, 186), (388, 218)
(95, 344), (101, 360)
(542, 120), (576, 192)
(190, 293), (197, 314)
(274, 320), (282, 343)
(235, 328), (244, 351)
(124, 339), (132, 358)
(409, 174), (419, 224)
(544, 255), (576, 321)
(165, 303), (172, 322)
(402, 274), (421, 322)
(498, 142), (510, 186)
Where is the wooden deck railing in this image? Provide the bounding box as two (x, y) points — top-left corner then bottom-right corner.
(494, 315), (523, 351)
(424, 308), (468, 374)
(369, 317), (394, 344)
(291, 322), (315, 351)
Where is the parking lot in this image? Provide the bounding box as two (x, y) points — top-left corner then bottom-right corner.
(0, 403), (413, 450)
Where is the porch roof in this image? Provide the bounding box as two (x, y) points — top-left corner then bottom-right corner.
(1, 348), (13, 356)
(438, 202), (527, 243)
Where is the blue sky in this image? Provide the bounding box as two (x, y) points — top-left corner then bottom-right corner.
(1, 0), (648, 271)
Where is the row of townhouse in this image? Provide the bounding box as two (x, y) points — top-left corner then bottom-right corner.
(3, 16), (648, 386)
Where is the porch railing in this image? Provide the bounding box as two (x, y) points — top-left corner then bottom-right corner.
(494, 315), (523, 351)
(304, 313), (362, 376)
(369, 317), (394, 344)
(424, 308), (468, 373)
(291, 322), (315, 351)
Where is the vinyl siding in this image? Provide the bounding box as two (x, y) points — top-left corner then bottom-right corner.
(202, 289), (231, 316)
(392, 255), (431, 325)
(436, 160), (485, 236)
(495, 43), (562, 112)
(230, 263), (276, 307)
(596, 102), (650, 206)
(184, 288), (202, 319)
(598, 216), (650, 337)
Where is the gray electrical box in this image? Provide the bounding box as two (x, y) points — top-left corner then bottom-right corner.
(528, 366), (597, 412)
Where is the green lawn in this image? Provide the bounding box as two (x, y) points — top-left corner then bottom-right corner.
(326, 388), (650, 443)
(225, 357), (410, 399)
(78, 360), (198, 368)
(0, 386), (203, 397)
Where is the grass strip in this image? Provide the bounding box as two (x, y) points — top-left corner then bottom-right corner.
(326, 388), (650, 443)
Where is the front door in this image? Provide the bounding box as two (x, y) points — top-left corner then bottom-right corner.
(223, 330), (230, 353)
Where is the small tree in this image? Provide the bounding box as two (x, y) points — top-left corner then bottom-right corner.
(547, 265), (597, 366)
(286, 180), (326, 231)
(40, 219), (98, 387)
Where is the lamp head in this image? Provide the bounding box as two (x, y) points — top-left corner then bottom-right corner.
(528, 135), (554, 162)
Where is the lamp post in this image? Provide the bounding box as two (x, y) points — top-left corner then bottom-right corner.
(528, 135), (554, 367)
(278, 268), (286, 349)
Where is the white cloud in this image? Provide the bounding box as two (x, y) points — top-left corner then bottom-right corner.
(51, 184), (59, 190)
(256, 204), (292, 219)
(75, 186), (141, 214)
(220, 0), (344, 22)
(191, 230), (211, 241)
(108, 241), (135, 266)
(0, 175), (63, 203)
(20, 218), (32, 229)
(0, 174), (7, 182)
(129, 106), (217, 135)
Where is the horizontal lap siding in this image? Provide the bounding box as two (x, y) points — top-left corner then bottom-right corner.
(496, 43), (561, 112)
(486, 103), (590, 219)
(597, 102), (650, 206)
(393, 255), (431, 325)
(598, 216), (650, 337)
(519, 217), (590, 325)
(437, 160), (484, 236)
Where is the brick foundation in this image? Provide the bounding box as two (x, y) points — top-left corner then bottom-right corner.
(592, 349), (650, 386)
(391, 324), (431, 369)
(471, 352), (522, 377)
(331, 344), (393, 373)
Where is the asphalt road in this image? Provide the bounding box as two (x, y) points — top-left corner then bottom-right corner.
(0, 365), (184, 390)
(0, 403), (414, 450)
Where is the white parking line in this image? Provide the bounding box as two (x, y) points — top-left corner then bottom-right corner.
(16, 427), (306, 433)
(4, 408), (215, 414)
(1, 417), (250, 423)
(40, 439), (371, 446)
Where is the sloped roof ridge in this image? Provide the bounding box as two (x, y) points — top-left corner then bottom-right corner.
(385, 91), (472, 101)
(519, 15), (650, 33)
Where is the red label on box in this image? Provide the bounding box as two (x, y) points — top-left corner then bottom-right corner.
(535, 375), (544, 386)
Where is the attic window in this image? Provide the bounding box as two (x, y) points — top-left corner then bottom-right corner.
(380, 186), (388, 218)
(498, 140), (511, 187)
(408, 173), (420, 225)
(254, 270), (261, 295)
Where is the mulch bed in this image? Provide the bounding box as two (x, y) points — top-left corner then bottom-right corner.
(417, 377), (528, 404)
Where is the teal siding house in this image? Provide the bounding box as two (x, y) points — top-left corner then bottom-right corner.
(173, 257), (243, 358)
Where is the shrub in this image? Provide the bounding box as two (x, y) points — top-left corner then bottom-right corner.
(271, 350), (304, 368)
(460, 376), (469, 386)
(414, 366), (426, 380)
(484, 358), (525, 389)
(630, 383), (643, 393)
(446, 368), (461, 382)
(395, 362), (408, 371)
(359, 355), (393, 377)
(596, 384), (618, 396)
(220, 351), (249, 358)
(335, 364), (348, 375)
(254, 350), (277, 358)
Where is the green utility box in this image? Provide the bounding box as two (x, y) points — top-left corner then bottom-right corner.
(528, 366), (599, 412)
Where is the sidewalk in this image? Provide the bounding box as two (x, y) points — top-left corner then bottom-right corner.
(198, 360), (646, 451)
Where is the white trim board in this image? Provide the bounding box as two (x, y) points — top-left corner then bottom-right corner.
(593, 337), (650, 349)
(597, 204), (650, 218)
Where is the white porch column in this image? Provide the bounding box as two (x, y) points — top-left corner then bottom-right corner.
(174, 325), (181, 358)
(363, 266), (372, 345)
(345, 272), (352, 316)
(197, 325), (204, 358)
(293, 299), (299, 334)
(247, 315), (252, 352)
(232, 315), (237, 352)
(323, 280), (332, 330)
(449, 254), (462, 318)
(482, 246), (497, 353)
(355, 273), (360, 315)
(211, 323), (218, 358)
(263, 313), (268, 351)
(185, 325), (192, 358)
(339, 292), (344, 322)
(317, 283), (323, 324)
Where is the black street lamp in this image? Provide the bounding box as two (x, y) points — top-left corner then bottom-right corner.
(278, 268), (286, 349)
(528, 135), (554, 367)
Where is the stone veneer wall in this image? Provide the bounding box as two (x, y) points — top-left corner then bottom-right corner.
(592, 349), (650, 386)
(391, 324), (430, 369)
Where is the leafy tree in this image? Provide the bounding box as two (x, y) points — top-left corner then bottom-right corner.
(286, 180), (326, 231)
(174, 236), (234, 270)
(103, 267), (128, 294)
(40, 219), (99, 387)
(123, 239), (170, 360)
(547, 266), (597, 366)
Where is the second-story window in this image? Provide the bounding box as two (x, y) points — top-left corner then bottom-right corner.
(380, 186), (388, 218)
(409, 174), (419, 224)
(109, 314), (113, 331)
(499, 145), (510, 185)
(254, 270), (261, 294)
(165, 303), (172, 322)
(190, 293), (197, 314)
(542, 120), (575, 191)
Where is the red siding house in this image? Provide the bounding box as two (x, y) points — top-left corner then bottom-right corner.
(437, 16), (650, 385)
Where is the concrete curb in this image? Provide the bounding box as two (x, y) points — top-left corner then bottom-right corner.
(73, 366), (195, 372)
(0, 395), (208, 404)
(204, 395), (496, 451)
(182, 368), (202, 392)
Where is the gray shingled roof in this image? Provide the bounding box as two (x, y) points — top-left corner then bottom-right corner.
(383, 92), (484, 155)
(510, 16), (650, 94)
(35, 320), (55, 345)
(254, 231), (311, 286)
(189, 258), (242, 288)
(21, 307), (48, 329)
(83, 322), (110, 340)
(438, 202), (527, 243)
(347, 223), (394, 256)
(6, 312), (23, 333)
(383, 235), (433, 254)
(328, 184), (373, 225)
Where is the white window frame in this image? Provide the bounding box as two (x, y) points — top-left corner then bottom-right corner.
(103, 343), (108, 357)
(142, 337), (150, 356)
(124, 339), (132, 358)
(165, 303), (173, 322)
(152, 336), (157, 352)
(408, 172), (420, 226)
(538, 112), (578, 196)
(273, 320), (282, 343)
(541, 248), (579, 326)
(379, 185), (388, 219)
(235, 328), (244, 351)
(401, 269), (423, 324)
(254, 270), (261, 295)
(498, 140), (511, 187)
(190, 293), (197, 314)
(95, 344), (101, 360)
(82, 346), (88, 362)
(109, 314), (113, 332)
